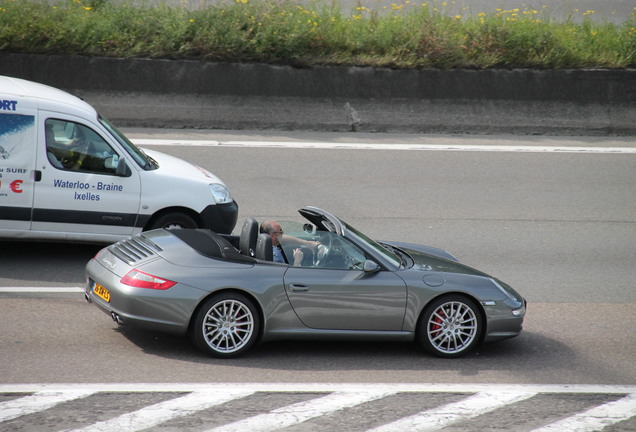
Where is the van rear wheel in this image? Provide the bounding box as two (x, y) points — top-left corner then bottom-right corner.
(149, 212), (197, 230)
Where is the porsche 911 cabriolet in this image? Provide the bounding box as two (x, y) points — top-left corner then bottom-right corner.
(85, 206), (526, 358)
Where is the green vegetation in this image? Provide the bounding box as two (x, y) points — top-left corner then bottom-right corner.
(1, 0), (634, 69)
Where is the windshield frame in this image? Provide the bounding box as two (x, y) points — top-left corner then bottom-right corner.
(99, 116), (157, 170)
(343, 221), (402, 269)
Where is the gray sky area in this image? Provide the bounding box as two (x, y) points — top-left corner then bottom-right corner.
(133, 0), (634, 23)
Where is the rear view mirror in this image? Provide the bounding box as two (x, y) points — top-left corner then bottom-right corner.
(104, 156), (117, 170)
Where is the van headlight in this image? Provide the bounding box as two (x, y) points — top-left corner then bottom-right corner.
(209, 183), (233, 204)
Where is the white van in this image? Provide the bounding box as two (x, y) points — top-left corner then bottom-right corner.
(0, 76), (238, 243)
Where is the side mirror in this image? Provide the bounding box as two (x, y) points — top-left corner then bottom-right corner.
(363, 260), (380, 273)
(303, 223), (315, 234)
(115, 158), (130, 177)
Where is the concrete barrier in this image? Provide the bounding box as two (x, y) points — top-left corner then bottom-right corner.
(1, 53), (634, 135)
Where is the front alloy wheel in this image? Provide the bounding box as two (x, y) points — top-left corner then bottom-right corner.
(192, 293), (260, 358)
(419, 295), (482, 358)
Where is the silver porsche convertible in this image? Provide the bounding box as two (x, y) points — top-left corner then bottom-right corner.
(85, 206), (526, 358)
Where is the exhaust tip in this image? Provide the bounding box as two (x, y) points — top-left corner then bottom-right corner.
(111, 312), (124, 325)
(84, 292), (92, 303)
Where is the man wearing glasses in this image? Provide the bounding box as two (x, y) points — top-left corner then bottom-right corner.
(260, 220), (319, 266)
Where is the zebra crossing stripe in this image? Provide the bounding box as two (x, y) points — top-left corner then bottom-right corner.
(204, 390), (398, 432)
(62, 389), (255, 432)
(529, 392), (636, 432)
(368, 391), (537, 432)
(0, 390), (97, 423)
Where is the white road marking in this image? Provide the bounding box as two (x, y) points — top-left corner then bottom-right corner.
(204, 390), (397, 432)
(530, 392), (636, 432)
(1, 384), (635, 431)
(132, 139), (636, 154)
(0, 287), (83, 293)
(62, 389), (255, 432)
(2, 383), (636, 394)
(367, 390), (537, 432)
(0, 390), (97, 422)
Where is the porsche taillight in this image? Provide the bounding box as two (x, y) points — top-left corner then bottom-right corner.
(121, 269), (176, 290)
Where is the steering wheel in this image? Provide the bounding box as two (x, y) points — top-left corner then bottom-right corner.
(313, 233), (333, 267)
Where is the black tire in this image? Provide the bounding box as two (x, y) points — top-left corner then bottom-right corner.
(418, 294), (483, 358)
(191, 292), (260, 358)
(149, 211), (197, 230)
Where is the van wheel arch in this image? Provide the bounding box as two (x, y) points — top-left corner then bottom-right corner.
(145, 208), (201, 231)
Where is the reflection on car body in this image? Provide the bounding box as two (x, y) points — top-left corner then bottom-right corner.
(85, 206), (526, 358)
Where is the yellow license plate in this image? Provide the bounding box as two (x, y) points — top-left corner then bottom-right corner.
(93, 283), (111, 303)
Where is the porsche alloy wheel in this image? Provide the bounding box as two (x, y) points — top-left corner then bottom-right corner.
(192, 293), (260, 358)
(419, 295), (482, 358)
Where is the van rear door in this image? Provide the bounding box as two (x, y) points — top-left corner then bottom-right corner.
(32, 112), (142, 239)
(0, 107), (37, 234)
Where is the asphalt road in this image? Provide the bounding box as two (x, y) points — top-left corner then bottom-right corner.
(1, 130), (634, 388)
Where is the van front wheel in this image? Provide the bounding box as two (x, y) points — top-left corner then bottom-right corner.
(148, 212), (197, 230)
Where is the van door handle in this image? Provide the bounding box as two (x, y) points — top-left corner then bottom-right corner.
(34, 170), (42, 182)
(289, 284), (309, 292)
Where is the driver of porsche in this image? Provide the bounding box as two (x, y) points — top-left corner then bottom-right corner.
(260, 220), (319, 266)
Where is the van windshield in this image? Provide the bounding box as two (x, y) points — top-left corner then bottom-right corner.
(99, 116), (158, 170)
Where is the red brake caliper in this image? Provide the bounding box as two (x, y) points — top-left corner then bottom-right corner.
(431, 307), (446, 336)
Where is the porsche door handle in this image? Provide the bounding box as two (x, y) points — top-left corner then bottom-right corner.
(289, 284), (309, 292)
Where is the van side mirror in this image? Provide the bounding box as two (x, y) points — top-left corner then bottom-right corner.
(115, 158), (129, 176)
(363, 260), (380, 273)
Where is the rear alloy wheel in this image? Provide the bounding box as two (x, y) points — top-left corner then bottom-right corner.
(192, 293), (260, 358)
(419, 295), (482, 358)
(149, 211), (197, 230)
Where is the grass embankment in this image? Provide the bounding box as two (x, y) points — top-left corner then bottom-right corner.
(1, 0), (634, 69)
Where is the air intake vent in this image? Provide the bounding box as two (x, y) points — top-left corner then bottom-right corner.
(108, 235), (163, 265)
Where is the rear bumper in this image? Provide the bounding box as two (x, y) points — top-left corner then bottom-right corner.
(84, 259), (198, 336)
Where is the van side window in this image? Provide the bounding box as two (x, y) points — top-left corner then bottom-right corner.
(45, 119), (121, 174)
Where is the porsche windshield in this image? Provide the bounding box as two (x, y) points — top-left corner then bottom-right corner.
(344, 222), (402, 268)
